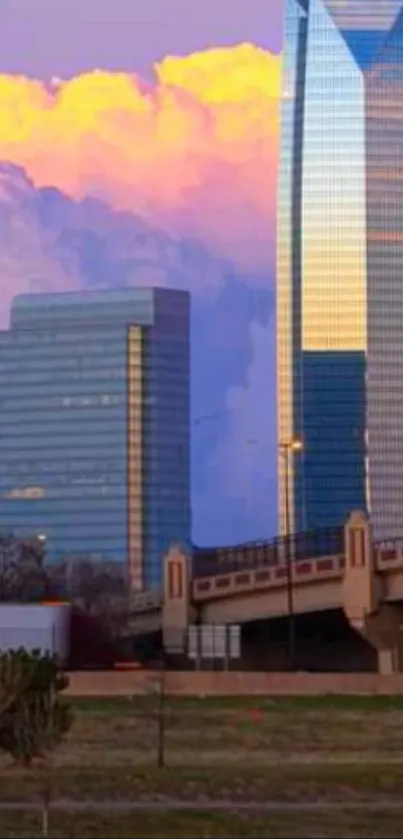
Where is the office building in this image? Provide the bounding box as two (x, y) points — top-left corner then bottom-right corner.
(0, 288), (190, 589)
(277, 0), (403, 540)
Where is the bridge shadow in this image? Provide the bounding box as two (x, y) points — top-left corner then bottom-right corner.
(242, 609), (377, 673)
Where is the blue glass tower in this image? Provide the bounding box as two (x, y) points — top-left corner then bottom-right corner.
(278, 0), (403, 540)
(0, 288), (190, 589)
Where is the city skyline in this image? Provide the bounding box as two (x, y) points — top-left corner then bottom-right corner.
(0, 2), (284, 547)
(0, 40), (282, 546)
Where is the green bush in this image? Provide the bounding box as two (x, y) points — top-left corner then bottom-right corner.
(0, 648), (73, 765)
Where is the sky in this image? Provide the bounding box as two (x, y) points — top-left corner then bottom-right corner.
(1, 0), (283, 77)
(0, 0), (284, 547)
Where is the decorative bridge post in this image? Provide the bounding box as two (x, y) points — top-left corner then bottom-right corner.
(162, 544), (192, 654)
(343, 511), (403, 674)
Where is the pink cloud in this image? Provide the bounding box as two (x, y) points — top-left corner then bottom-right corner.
(0, 44), (280, 273)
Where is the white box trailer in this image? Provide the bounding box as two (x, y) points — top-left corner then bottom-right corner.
(0, 603), (70, 665)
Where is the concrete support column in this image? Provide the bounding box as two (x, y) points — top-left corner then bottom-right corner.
(162, 544), (192, 654)
(343, 511), (403, 673)
(369, 606), (403, 674)
(379, 649), (398, 676)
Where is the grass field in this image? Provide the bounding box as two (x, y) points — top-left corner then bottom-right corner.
(3, 694), (403, 837)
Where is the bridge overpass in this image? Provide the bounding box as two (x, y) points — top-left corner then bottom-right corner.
(131, 511), (403, 674)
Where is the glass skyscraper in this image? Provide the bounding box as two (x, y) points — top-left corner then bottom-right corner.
(278, 0), (403, 540)
(0, 288), (190, 589)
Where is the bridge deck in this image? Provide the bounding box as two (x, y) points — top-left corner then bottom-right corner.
(130, 536), (403, 635)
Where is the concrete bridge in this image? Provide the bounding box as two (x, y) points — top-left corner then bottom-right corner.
(130, 511), (403, 674)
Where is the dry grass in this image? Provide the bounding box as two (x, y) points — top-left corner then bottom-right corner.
(54, 696), (403, 767)
(0, 696), (402, 801)
(2, 808), (403, 839)
(1, 696), (403, 836)
(1, 763), (403, 804)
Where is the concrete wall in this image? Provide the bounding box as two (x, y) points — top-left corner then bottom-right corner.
(66, 670), (403, 696)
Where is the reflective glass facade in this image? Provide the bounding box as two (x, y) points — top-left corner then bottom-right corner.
(0, 288), (190, 589)
(278, 0), (403, 539)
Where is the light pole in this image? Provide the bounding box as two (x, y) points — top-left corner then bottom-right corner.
(279, 438), (303, 671)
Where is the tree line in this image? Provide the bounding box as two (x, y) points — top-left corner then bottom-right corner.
(0, 531), (134, 667)
(0, 530), (127, 615)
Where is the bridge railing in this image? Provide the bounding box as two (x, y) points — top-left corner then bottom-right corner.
(375, 537), (403, 552)
(192, 526), (343, 579)
(374, 536), (403, 566)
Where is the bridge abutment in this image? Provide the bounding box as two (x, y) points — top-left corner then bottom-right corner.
(343, 511), (403, 674)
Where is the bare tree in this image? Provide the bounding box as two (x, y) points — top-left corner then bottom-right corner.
(66, 557), (130, 638)
(0, 532), (51, 603)
(144, 653), (168, 768)
(14, 692), (69, 837)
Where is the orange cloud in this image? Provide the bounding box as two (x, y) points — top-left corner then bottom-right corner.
(0, 44), (280, 273)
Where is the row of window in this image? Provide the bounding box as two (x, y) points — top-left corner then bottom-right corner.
(0, 328), (188, 350)
(0, 493), (189, 509)
(0, 349), (188, 371)
(0, 477), (188, 491)
(0, 408), (189, 423)
(0, 359), (189, 382)
(0, 453), (188, 468)
(0, 447), (190, 463)
(0, 509), (189, 526)
(0, 419), (189, 437)
(0, 402), (189, 418)
(0, 376), (189, 396)
(0, 485), (188, 501)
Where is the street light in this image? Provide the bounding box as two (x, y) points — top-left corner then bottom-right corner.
(279, 438), (303, 671)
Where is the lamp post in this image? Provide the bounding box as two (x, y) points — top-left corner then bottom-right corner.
(279, 438), (303, 671)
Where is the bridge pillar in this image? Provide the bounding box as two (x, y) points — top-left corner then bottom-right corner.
(162, 544), (192, 654)
(343, 511), (403, 674)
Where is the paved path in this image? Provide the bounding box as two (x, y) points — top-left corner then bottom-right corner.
(1, 798), (403, 812)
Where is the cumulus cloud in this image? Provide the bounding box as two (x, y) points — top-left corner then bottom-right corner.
(0, 160), (232, 324)
(0, 163), (81, 322)
(194, 316), (277, 544)
(0, 44), (280, 275)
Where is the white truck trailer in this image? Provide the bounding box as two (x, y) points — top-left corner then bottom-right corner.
(0, 603), (70, 665)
